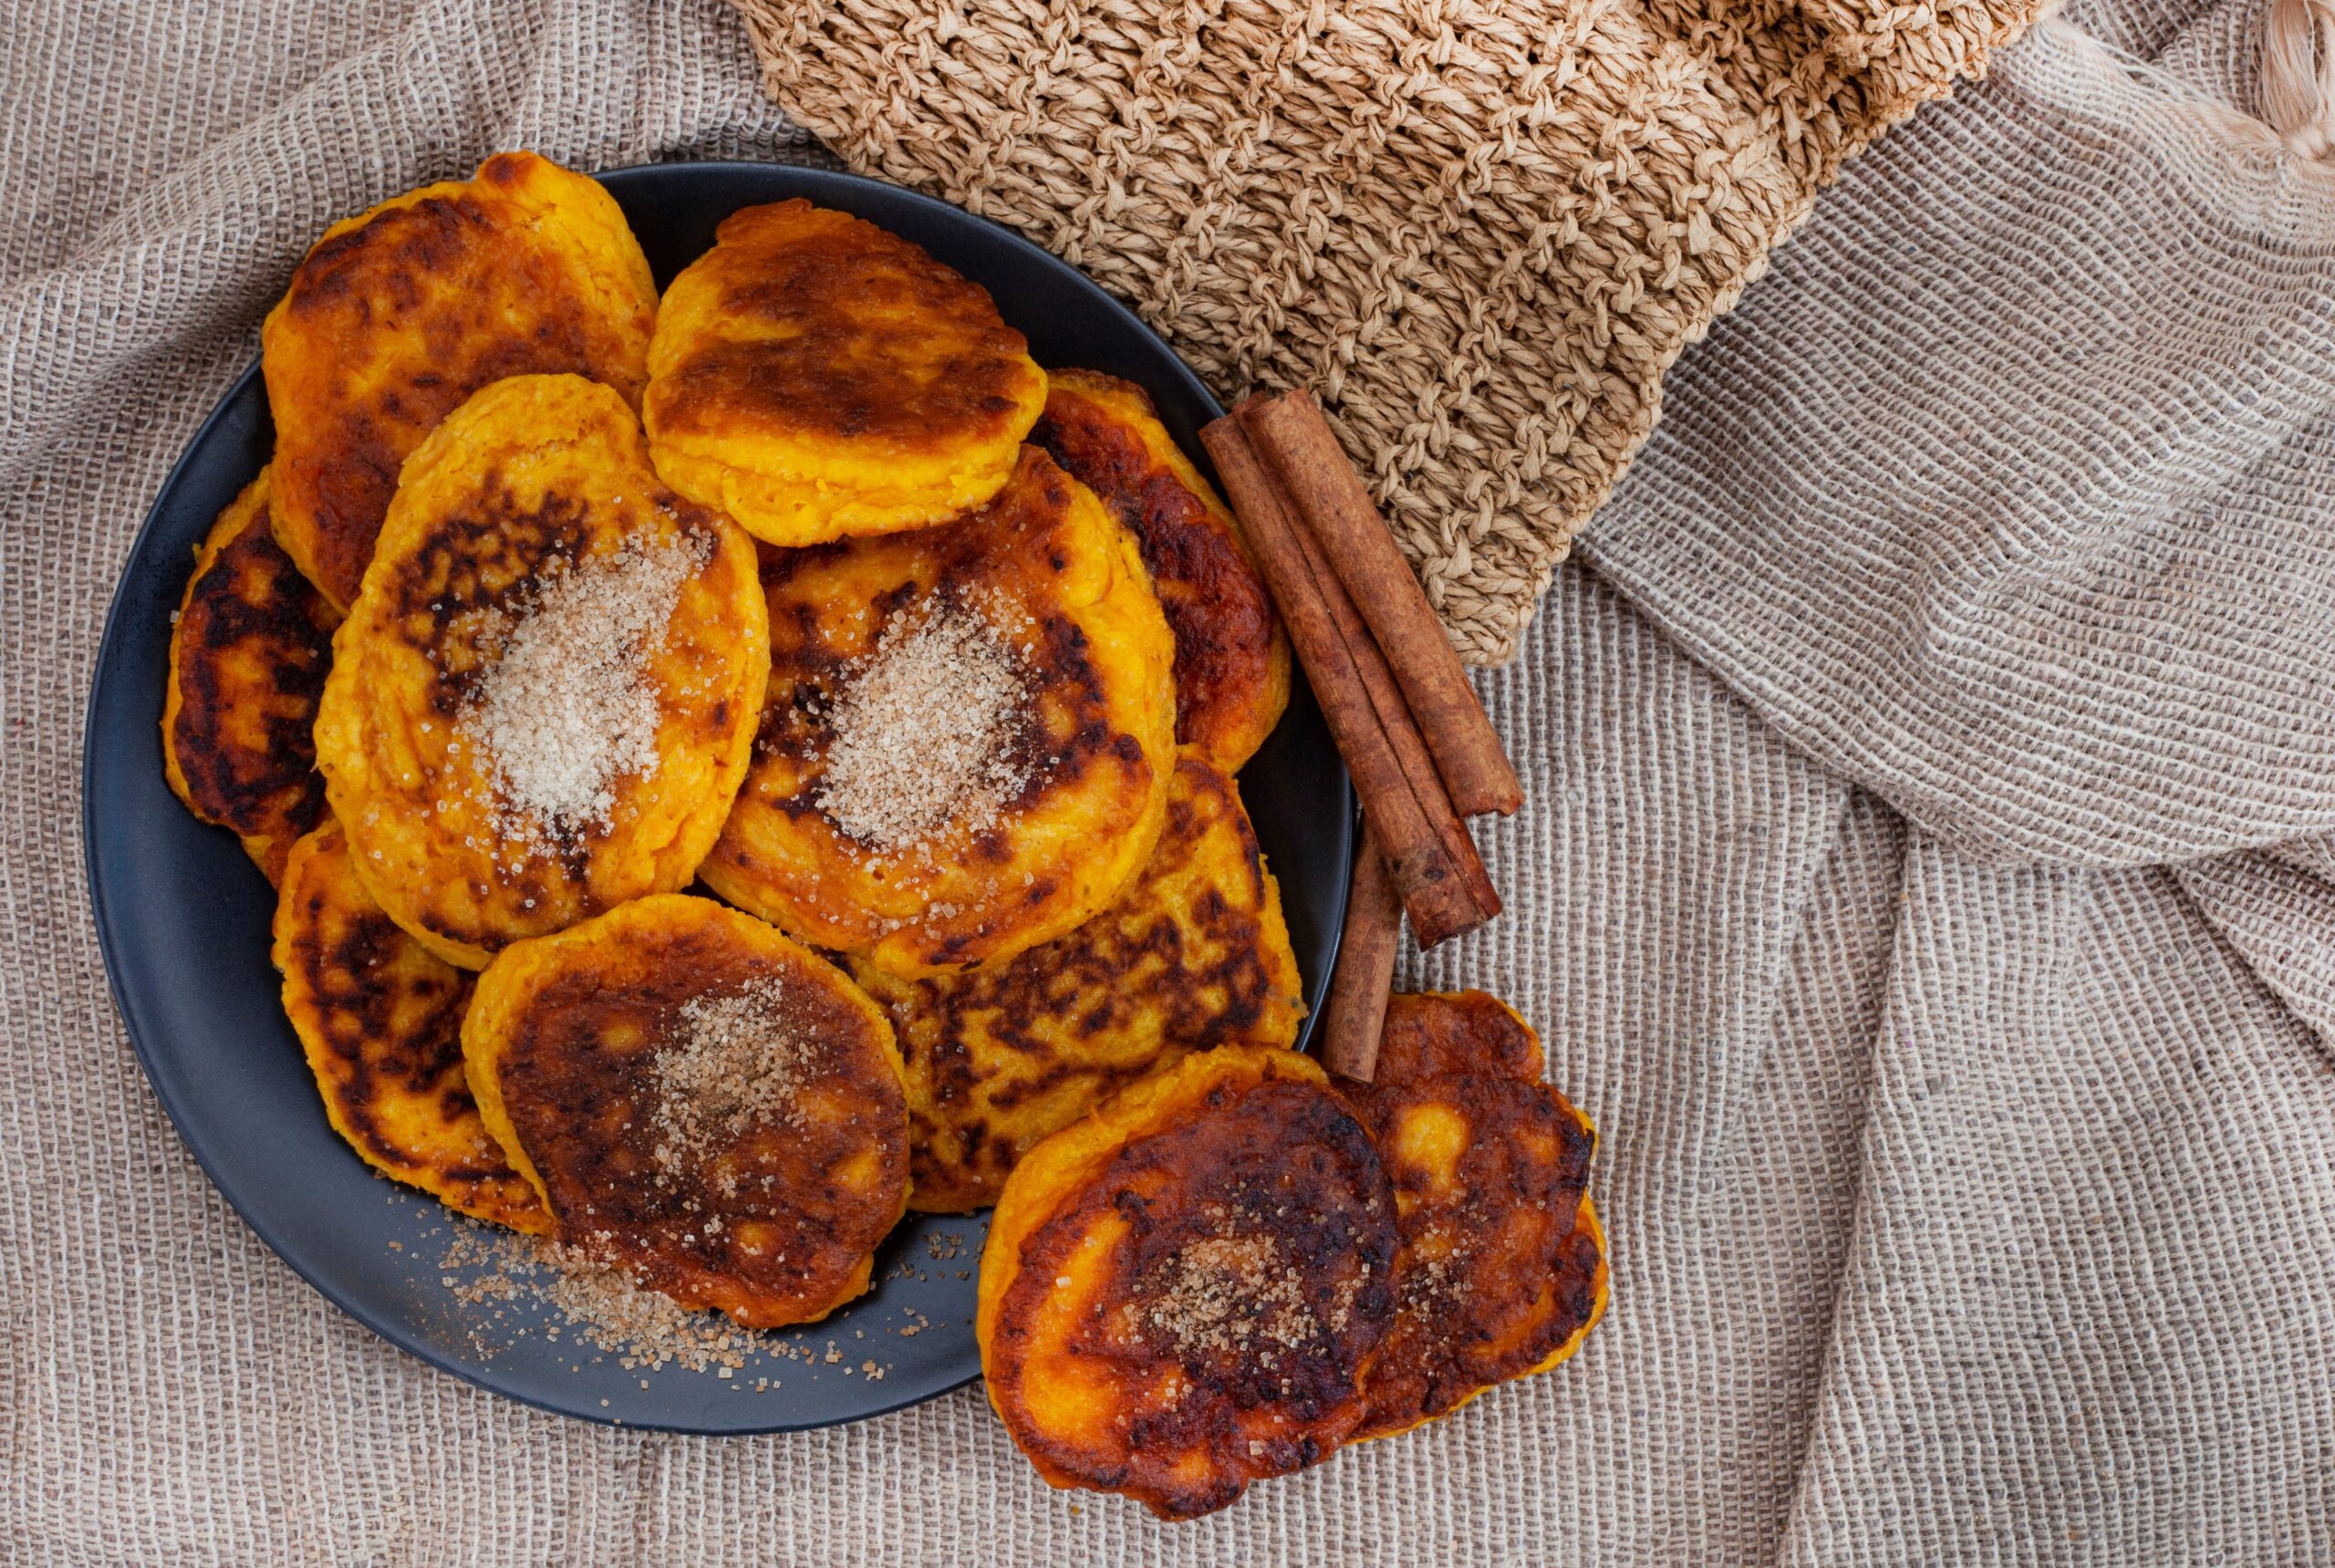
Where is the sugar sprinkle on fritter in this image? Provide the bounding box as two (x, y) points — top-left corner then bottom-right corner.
(651, 979), (812, 1178)
(1140, 1230), (1321, 1363)
(458, 533), (710, 854)
(815, 602), (1033, 853)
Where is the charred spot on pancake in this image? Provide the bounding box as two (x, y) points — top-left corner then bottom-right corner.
(312, 374), (768, 971)
(643, 200), (1048, 547)
(1375, 989), (1546, 1085)
(263, 151), (658, 607)
(700, 445), (1177, 978)
(854, 753), (1305, 1212)
(1033, 369), (1290, 772)
(272, 821), (548, 1232)
(163, 469), (337, 885)
(1343, 1071), (1601, 1439)
(462, 894), (908, 1329)
(981, 1049), (1396, 1520)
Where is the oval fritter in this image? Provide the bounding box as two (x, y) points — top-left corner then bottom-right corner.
(1033, 369), (1291, 771)
(162, 467), (338, 885)
(1375, 988), (1546, 1085)
(314, 374), (768, 970)
(1344, 1072), (1605, 1441)
(980, 1047), (1396, 1521)
(262, 151), (659, 609)
(700, 444), (1177, 978)
(853, 752), (1305, 1212)
(462, 894), (910, 1330)
(644, 199), (1047, 547)
(272, 819), (549, 1232)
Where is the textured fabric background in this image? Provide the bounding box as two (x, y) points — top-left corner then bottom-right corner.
(10, 0), (2335, 1563)
(730, 0), (2038, 664)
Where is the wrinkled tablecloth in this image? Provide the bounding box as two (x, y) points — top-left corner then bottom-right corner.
(7, 0), (2335, 1563)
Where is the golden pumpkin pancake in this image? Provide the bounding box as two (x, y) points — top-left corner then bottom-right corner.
(1375, 987), (1546, 1085)
(643, 199), (1047, 547)
(853, 753), (1304, 1212)
(462, 894), (909, 1329)
(980, 1047), (1396, 1521)
(1339, 991), (1605, 1441)
(161, 468), (337, 885)
(272, 819), (549, 1232)
(1033, 369), (1290, 771)
(261, 151), (659, 609)
(700, 444), (1176, 978)
(314, 374), (767, 970)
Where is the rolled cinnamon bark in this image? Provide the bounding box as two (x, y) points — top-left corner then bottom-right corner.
(1316, 823), (1401, 1082)
(1200, 420), (1489, 947)
(1239, 389), (1523, 818)
(1273, 461), (1503, 929)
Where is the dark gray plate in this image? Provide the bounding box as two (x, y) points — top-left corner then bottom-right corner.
(81, 162), (1354, 1434)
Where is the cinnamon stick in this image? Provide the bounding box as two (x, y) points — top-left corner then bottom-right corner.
(1317, 824), (1401, 1082)
(1274, 460), (1503, 929)
(1200, 420), (1488, 947)
(1240, 389), (1524, 818)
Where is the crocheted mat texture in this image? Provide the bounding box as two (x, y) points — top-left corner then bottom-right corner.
(729, 0), (2039, 662)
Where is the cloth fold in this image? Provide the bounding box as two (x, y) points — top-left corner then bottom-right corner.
(10, 0), (2335, 1563)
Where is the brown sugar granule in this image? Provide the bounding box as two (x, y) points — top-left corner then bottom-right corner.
(1137, 1232), (1322, 1366)
(440, 1225), (770, 1375)
(814, 603), (1030, 852)
(648, 979), (812, 1178)
(456, 533), (708, 857)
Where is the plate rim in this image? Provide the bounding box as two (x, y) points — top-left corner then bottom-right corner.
(80, 158), (1355, 1434)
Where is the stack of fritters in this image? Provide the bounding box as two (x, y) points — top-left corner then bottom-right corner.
(979, 995), (1606, 1518)
(166, 154), (1304, 1338)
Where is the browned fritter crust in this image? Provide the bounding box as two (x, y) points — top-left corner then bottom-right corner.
(1033, 369), (1290, 771)
(272, 820), (549, 1232)
(700, 444), (1176, 976)
(1375, 988), (1546, 1085)
(262, 151), (657, 607)
(162, 468), (337, 885)
(1344, 1072), (1601, 1440)
(644, 199), (1046, 546)
(982, 1052), (1396, 1520)
(852, 753), (1304, 1212)
(462, 896), (909, 1329)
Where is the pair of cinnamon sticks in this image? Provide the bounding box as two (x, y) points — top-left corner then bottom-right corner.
(1200, 390), (1520, 1084)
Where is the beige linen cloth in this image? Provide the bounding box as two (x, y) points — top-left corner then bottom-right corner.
(9, 0), (2335, 1563)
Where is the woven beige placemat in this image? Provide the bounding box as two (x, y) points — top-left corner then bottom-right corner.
(727, 0), (2037, 662)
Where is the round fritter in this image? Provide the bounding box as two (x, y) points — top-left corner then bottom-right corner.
(161, 467), (338, 885)
(1375, 988), (1546, 1085)
(700, 444), (1176, 977)
(1344, 1072), (1604, 1441)
(462, 894), (910, 1329)
(1033, 369), (1291, 771)
(273, 820), (549, 1233)
(980, 1047), (1396, 1521)
(853, 753), (1305, 1213)
(644, 199), (1047, 547)
(261, 151), (659, 609)
(313, 374), (767, 970)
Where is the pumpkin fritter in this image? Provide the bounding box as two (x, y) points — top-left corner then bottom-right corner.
(273, 819), (549, 1233)
(161, 467), (338, 884)
(261, 151), (659, 609)
(700, 444), (1176, 978)
(644, 199), (1047, 547)
(853, 753), (1305, 1213)
(314, 374), (767, 970)
(1375, 988), (1547, 1084)
(1342, 992), (1607, 1441)
(980, 1047), (1396, 1521)
(1033, 369), (1291, 771)
(462, 894), (910, 1330)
